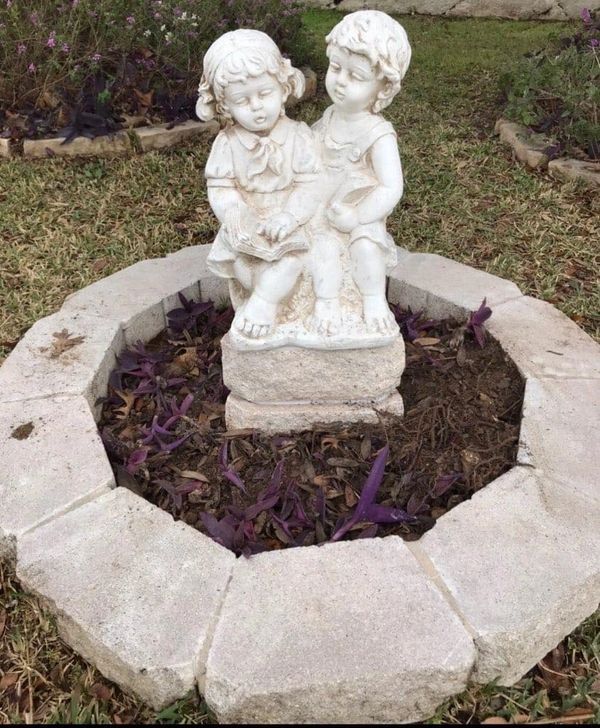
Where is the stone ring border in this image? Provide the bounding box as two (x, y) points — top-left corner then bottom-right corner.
(0, 69), (317, 161)
(1, 244), (599, 723)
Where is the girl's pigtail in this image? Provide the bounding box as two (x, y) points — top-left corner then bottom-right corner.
(196, 76), (216, 121)
(281, 57), (305, 100)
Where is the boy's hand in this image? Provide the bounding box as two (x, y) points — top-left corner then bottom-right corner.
(327, 202), (359, 233)
(257, 212), (298, 243)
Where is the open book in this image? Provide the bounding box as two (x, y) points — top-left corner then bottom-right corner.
(226, 206), (309, 263)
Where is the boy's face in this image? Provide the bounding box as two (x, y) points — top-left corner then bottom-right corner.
(326, 46), (384, 114)
(223, 73), (284, 133)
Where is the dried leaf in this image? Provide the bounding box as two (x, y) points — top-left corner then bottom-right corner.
(90, 682), (112, 701)
(482, 718), (508, 725)
(41, 329), (86, 358)
(0, 608), (6, 638)
(0, 673), (19, 690)
(414, 337), (441, 347)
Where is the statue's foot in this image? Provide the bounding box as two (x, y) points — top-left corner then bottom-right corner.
(310, 297), (342, 336)
(234, 294), (277, 339)
(363, 295), (397, 335)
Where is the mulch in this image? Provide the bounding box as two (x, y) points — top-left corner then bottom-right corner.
(98, 297), (524, 557)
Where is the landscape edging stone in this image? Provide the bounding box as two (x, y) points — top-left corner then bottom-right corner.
(0, 243), (598, 719)
(494, 117), (600, 187)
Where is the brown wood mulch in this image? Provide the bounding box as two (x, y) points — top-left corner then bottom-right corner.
(98, 298), (524, 557)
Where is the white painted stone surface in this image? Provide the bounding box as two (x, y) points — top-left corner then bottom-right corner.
(198, 20), (411, 349)
(519, 378), (600, 505)
(226, 390), (404, 433)
(0, 396), (114, 561)
(0, 309), (123, 415)
(221, 332), (405, 401)
(17, 488), (235, 710)
(488, 296), (600, 380)
(167, 244), (231, 307)
(388, 253), (522, 320)
(448, 0), (554, 18)
(204, 537), (475, 723)
(417, 467), (600, 685)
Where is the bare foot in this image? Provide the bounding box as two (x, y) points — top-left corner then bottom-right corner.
(234, 293), (277, 338)
(363, 295), (396, 334)
(310, 297), (342, 336)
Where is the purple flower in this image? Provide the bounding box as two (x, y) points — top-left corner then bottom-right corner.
(581, 7), (592, 23)
(30, 12), (39, 25)
(47, 32), (57, 48)
(91, 52), (102, 62)
(72, 0), (79, 6)
(591, 38), (600, 47)
(126, 15), (135, 24)
(17, 43), (26, 55)
(27, 63), (36, 73)
(61, 42), (70, 53)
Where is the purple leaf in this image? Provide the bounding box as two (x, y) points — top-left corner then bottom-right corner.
(125, 448), (148, 474)
(223, 468), (248, 494)
(330, 445), (389, 542)
(357, 524), (379, 539)
(431, 472), (462, 498)
(406, 491), (429, 517)
(199, 512), (235, 550)
(467, 298), (492, 348)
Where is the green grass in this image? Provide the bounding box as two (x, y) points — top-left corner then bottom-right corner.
(0, 9), (599, 724)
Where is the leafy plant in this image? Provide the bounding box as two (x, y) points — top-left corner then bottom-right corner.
(500, 8), (600, 159)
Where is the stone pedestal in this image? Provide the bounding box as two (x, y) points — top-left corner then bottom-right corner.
(222, 333), (405, 433)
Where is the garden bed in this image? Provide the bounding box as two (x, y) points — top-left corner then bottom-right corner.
(98, 297), (523, 556)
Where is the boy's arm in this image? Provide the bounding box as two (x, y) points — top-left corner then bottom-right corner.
(355, 134), (404, 224)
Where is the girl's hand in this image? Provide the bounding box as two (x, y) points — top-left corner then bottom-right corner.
(327, 202), (359, 233)
(258, 212), (298, 242)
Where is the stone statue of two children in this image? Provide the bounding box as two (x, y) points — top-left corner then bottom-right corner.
(196, 10), (411, 351)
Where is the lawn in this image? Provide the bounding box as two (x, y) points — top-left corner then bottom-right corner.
(0, 8), (599, 724)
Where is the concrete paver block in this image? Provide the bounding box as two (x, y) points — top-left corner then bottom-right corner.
(0, 310), (123, 414)
(388, 253), (522, 320)
(204, 537), (475, 723)
(417, 467), (600, 685)
(23, 132), (132, 159)
(17, 488), (235, 710)
(0, 396), (114, 560)
(226, 390), (404, 433)
(0, 138), (12, 158)
(134, 120), (218, 152)
(519, 378), (600, 504)
(488, 296), (600, 380)
(61, 256), (212, 346)
(222, 332), (405, 402)
(548, 158), (600, 188)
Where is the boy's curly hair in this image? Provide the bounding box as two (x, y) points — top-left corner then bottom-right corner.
(326, 10), (411, 112)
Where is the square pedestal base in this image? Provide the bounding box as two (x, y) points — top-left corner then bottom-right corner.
(225, 391), (404, 434)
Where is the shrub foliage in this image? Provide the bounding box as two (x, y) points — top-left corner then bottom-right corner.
(500, 8), (600, 159)
(0, 0), (306, 137)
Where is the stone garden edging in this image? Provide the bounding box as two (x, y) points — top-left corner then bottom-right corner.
(0, 68), (317, 161)
(0, 244), (599, 722)
(495, 117), (600, 188)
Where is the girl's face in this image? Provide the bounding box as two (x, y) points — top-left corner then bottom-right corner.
(223, 72), (284, 133)
(326, 46), (383, 114)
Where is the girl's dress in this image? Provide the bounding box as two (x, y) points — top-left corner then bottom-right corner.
(205, 115), (320, 279)
(312, 105), (399, 271)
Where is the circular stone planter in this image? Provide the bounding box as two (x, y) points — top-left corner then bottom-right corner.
(1, 244), (599, 723)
